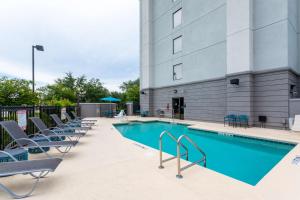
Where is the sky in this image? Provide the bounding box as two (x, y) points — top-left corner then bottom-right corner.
(0, 0), (139, 91)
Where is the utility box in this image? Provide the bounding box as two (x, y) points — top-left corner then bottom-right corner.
(126, 102), (133, 116)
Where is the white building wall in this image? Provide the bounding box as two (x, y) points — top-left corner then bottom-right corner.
(253, 0), (289, 72)
(140, 0), (300, 90)
(140, 0), (153, 89)
(141, 0), (227, 89)
(227, 0), (253, 74)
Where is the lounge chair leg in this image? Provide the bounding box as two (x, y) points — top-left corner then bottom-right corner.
(56, 146), (72, 154)
(75, 136), (81, 142)
(0, 171), (43, 199)
(29, 171), (50, 178)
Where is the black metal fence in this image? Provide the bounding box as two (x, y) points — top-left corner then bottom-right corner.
(66, 106), (76, 118)
(0, 106), (35, 150)
(39, 106), (61, 128)
(0, 105), (76, 150)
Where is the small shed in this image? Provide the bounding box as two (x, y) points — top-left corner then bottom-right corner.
(79, 103), (117, 118)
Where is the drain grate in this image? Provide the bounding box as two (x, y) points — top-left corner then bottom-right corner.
(292, 156), (300, 165)
(133, 143), (147, 150)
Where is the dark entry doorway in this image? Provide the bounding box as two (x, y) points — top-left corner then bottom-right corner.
(172, 97), (184, 120)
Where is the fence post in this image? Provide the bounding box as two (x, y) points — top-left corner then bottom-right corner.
(0, 106), (2, 150)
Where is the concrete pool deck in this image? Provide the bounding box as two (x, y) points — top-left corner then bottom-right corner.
(1, 117), (300, 200)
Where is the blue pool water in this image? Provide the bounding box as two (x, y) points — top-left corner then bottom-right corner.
(114, 121), (295, 185)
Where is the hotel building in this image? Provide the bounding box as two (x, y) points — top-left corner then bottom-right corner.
(139, 0), (300, 128)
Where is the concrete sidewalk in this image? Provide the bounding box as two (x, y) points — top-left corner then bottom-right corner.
(0, 117), (299, 200)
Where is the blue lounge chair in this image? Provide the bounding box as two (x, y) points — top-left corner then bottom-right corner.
(50, 114), (90, 132)
(71, 111), (97, 123)
(30, 117), (85, 142)
(0, 152), (62, 199)
(0, 121), (77, 158)
(64, 112), (95, 127)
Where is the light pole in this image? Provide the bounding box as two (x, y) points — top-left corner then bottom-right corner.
(32, 45), (44, 93)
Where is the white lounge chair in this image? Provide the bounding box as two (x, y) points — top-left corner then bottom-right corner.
(114, 110), (127, 120)
(291, 115), (300, 132)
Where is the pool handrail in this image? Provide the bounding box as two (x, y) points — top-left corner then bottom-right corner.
(176, 134), (206, 179)
(158, 130), (188, 169)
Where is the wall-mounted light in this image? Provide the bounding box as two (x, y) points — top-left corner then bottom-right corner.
(173, 89), (178, 94)
(230, 78), (239, 86)
(140, 91), (146, 95)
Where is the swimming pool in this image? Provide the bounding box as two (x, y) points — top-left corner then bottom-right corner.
(114, 121), (295, 186)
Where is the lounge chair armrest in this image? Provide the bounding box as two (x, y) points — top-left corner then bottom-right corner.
(47, 129), (71, 141)
(46, 129), (60, 135)
(53, 126), (68, 132)
(28, 133), (40, 138)
(28, 134), (51, 142)
(55, 126), (74, 132)
(43, 128), (64, 136)
(66, 122), (79, 126)
(0, 150), (18, 162)
(50, 127), (62, 131)
(61, 124), (72, 129)
(36, 134), (52, 142)
(5, 138), (52, 159)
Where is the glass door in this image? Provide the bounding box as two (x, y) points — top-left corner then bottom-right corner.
(172, 97), (184, 120)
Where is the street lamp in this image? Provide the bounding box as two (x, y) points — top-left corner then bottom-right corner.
(32, 45), (44, 93)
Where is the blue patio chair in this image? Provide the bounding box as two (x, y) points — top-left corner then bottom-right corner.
(224, 114), (237, 127)
(237, 115), (249, 128)
(141, 111), (149, 117)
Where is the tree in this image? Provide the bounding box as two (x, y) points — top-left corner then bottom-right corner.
(110, 91), (125, 100)
(120, 78), (140, 103)
(0, 77), (38, 106)
(120, 79), (139, 92)
(82, 78), (109, 102)
(0, 74), (140, 107)
(39, 72), (109, 106)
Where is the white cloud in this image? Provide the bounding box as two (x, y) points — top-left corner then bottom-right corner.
(102, 79), (123, 92)
(0, 0), (139, 91)
(0, 58), (57, 84)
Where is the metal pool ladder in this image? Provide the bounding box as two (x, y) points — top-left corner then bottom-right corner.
(176, 134), (206, 178)
(158, 131), (206, 179)
(159, 131), (188, 169)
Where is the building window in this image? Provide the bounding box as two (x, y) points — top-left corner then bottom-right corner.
(173, 8), (182, 28)
(173, 36), (182, 54)
(173, 64), (183, 80)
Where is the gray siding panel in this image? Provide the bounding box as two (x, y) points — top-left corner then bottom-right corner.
(140, 89), (154, 115)
(253, 71), (290, 128)
(151, 79), (226, 122)
(226, 74), (254, 125)
(290, 99), (300, 117)
(141, 70), (297, 129)
(298, 76), (300, 97)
